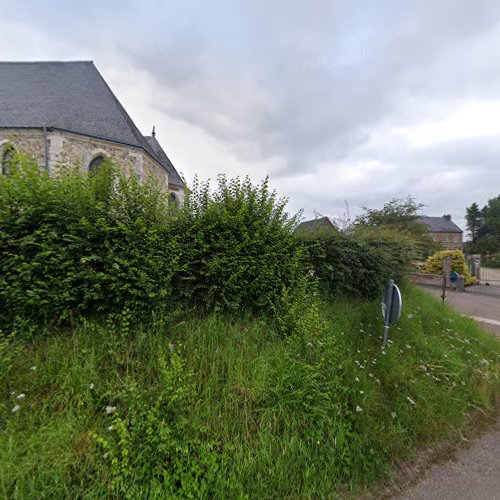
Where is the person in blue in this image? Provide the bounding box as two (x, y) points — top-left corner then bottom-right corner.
(450, 271), (458, 290)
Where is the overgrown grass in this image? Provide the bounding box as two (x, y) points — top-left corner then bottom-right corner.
(1, 286), (499, 498)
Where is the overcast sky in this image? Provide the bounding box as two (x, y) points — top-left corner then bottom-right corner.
(2, 0), (500, 234)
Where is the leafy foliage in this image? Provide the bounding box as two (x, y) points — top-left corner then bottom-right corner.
(94, 345), (241, 498)
(425, 249), (478, 286)
(354, 197), (439, 258)
(0, 158), (178, 329)
(301, 233), (413, 299)
(169, 175), (305, 314)
(466, 195), (500, 253)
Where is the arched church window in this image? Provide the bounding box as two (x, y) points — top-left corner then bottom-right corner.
(1, 145), (16, 175)
(88, 155), (105, 175)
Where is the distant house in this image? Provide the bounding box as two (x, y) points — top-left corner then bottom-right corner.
(418, 215), (463, 251)
(0, 61), (185, 201)
(295, 216), (337, 236)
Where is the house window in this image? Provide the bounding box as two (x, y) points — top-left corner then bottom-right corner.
(169, 192), (178, 203)
(88, 155), (105, 175)
(1, 145), (15, 175)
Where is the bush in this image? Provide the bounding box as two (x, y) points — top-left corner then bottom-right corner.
(0, 162), (312, 332)
(0, 158), (179, 328)
(301, 234), (413, 299)
(169, 175), (305, 314)
(425, 250), (478, 286)
(482, 254), (500, 268)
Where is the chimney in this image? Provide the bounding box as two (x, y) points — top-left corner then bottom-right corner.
(443, 214), (451, 221)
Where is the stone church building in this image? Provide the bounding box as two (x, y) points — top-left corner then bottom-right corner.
(0, 61), (185, 200)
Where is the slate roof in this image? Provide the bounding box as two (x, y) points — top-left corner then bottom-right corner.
(144, 135), (184, 187)
(0, 61), (183, 186)
(418, 216), (463, 233)
(295, 216), (337, 234)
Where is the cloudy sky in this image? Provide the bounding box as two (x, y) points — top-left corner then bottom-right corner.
(2, 0), (500, 234)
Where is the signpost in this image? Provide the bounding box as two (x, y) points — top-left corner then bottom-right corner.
(381, 279), (402, 348)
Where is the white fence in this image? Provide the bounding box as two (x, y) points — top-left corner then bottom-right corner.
(480, 267), (500, 286)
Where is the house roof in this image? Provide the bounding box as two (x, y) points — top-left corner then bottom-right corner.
(0, 61), (183, 186)
(418, 216), (463, 233)
(295, 216), (337, 234)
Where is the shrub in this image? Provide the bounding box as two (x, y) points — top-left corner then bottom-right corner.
(0, 158), (179, 328)
(301, 234), (413, 299)
(169, 175), (305, 314)
(425, 249), (478, 285)
(482, 254), (500, 268)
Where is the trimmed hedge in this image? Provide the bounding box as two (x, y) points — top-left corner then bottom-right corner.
(0, 158), (414, 331)
(0, 159), (178, 328)
(302, 234), (412, 298)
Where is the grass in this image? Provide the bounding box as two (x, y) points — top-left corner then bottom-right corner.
(1, 286), (499, 498)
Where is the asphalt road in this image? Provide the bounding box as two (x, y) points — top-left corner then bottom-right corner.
(392, 285), (500, 499)
(394, 421), (500, 500)
(421, 284), (500, 336)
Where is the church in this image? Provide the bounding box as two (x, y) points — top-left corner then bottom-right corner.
(0, 61), (185, 201)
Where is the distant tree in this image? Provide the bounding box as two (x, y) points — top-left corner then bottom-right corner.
(466, 195), (500, 254)
(355, 197), (424, 232)
(354, 197), (439, 258)
(483, 195), (500, 236)
(465, 202), (483, 242)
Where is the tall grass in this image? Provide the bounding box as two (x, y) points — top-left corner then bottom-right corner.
(1, 286), (499, 498)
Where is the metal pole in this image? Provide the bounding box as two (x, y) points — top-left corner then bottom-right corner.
(382, 279), (394, 348)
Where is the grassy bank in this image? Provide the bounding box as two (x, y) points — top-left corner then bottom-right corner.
(1, 286), (499, 498)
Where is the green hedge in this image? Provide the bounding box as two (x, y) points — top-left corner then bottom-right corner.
(0, 159), (178, 328)
(0, 161), (306, 329)
(0, 158), (414, 331)
(169, 176), (304, 313)
(302, 234), (412, 298)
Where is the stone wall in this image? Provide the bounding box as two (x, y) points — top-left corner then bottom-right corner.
(1, 128), (182, 199)
(429, 231), (463, 251)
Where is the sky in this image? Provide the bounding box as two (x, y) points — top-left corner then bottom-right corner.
(1, 0), (500, 235)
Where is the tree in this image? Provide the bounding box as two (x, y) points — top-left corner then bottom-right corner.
(483, 195), (500, 236)
(355, 197), (424, 233)
(465, 202), (483, 242)
(353, 197), (439, 258)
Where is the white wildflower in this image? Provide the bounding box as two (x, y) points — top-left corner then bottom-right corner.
(391, 412), (397, 419)
(307, 342), (313, 347)
(89, 383), (95, 390)
(359, 390), (364, 394)
(105, 406), (116, 415)
(103, 452), (109, 459)
(30, 365), (37, 371)
(16, 393), (25, 400)
(168, 342), (175, 351)
(355, 405), (363, 413)
(12, 405), (20, 413)
(406, 396), (416, 406)
(355, 377), (360, 382)
(108, 425), (114, 431)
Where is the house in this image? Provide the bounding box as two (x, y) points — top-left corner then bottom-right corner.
(418, 215), (463, 251)
(295, 216), (337, 236)
(0, 61), (184, 200)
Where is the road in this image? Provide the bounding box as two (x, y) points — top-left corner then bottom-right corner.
(393, 421), (500, 500)
(392, 284), (500, 499)
(421, 284), (500, 336)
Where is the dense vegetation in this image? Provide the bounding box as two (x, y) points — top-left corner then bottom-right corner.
(1, 158), (499, 498)
(466, 196), (500, 263)
(424, 250), (478, 286)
